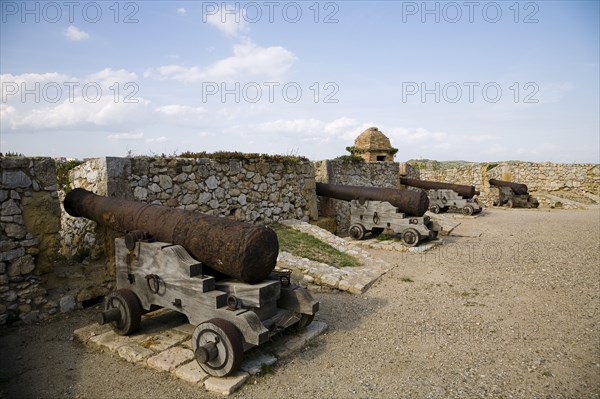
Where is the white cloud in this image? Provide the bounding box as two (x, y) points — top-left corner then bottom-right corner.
(247, 117), (366, 142)
(108, 132), (144, 141)
(0, 104), (18, 129)
(235, 118), (458, 156)
(385, 127), (449, 144)
(146, 136), (168, 143)
(253, 118), (324, 134)
(0, 68), (151, 131)
(485, 144), (508, 155)
(322, 117), (360, 135)
(4, 96), (151, 130)
(64, 25), (90, 41)
(1, 72), (75, 103)
(205, 4), (249, 37)
(177, 7), (187, 16)
(464, 134), (495, 142)
(156, 105), (206, 116)
(144, 39), (296, 82)
(86, 68), (138, 89)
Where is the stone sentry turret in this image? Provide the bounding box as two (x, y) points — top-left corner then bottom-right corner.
(347, 127), (398, 162)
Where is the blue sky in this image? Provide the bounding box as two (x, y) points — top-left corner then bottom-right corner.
(1, 1), (598, 163)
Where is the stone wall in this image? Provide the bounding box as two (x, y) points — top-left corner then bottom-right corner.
(405, 161), (600, 207)
(1, 157), (62, 325)
(314, 160), (400, 233)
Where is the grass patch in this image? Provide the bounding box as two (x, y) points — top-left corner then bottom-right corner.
(400, 277), (414, 283)
(375, 233), (402, 242)
(270, 224), (361, 268)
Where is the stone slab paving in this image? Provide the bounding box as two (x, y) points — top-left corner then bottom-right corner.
(74, 308), (328, 396)
(279, 220), (394, 294)
(279, 220), (444, 294)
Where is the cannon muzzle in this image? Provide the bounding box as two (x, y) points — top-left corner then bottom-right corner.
(315, 182), (428, 216)
(64, 188), (278, 284)
(488, 179), (528, 195)
(400, 178), (480, 199)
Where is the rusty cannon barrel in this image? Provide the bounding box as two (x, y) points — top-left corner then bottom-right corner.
(488, 179), (529, 195)
(316, 182), (428, 216)
(400, 177), (480, 199)
(63, 188), (278, 284)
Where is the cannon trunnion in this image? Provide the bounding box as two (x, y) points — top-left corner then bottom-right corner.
(64, 190), (319, 377)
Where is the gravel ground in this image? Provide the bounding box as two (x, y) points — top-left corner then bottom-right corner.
(1, 207), (599, 399)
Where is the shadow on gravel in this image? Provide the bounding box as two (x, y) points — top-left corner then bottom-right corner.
(0, 310), (96, 399)
(296, 291), (388, 360)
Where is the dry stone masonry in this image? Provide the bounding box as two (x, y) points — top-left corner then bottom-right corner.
(128, 157), (316, 222)
(0, 157), (62, 325)
(404, 161), (599, 209)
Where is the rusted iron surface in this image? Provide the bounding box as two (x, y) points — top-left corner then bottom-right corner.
(64, 188), (278, 284)
(488, 179), (529, 195)
(400, 178), (480, 199)
(315, 182), (428, 216)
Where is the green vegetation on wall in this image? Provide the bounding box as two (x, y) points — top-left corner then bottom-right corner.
(56, 160), (83, 192)
(177, 151), (308, 164)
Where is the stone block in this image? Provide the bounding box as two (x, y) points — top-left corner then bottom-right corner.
(89, 330), (145, 352)
(1, 199), (21, 216)
(1, 170), (31, 189)
(172, 323), (196, 336)
(19, 310), (39, 324)
(147, 347), (194, 372)
(204, 371), (249, 395)
(118, 344), (155, 363)
(60, 295), (77, 312)
(4, 223), (27, 239)
(174, 360), (209, 384)
(240, 353), (277, 375)
(9, 255), (34, 275)
(73, 323), (112, 343)
(140, 330), (189, 352)
(33, 158), (56, 187)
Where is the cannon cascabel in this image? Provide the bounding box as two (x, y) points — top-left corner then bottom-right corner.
(63, 188), (279, 284)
